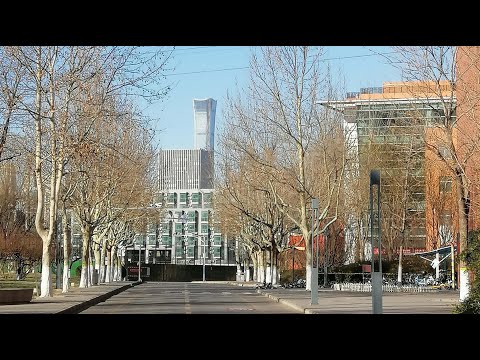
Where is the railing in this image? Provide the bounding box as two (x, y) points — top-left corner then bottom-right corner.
(332, 282), (441, 293)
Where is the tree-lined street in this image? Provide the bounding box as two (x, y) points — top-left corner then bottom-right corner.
(80, 282), (299, 314)
(78, 281), (459, 314)
(1, 46), (479, 314)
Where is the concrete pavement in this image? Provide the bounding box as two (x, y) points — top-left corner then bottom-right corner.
(229, 281), (461, 314)
(0, 280), (461, 314)
(0, 281), (140, 314)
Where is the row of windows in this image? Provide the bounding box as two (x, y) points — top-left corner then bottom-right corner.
(164, 192), (212, 204)
(355, 102), (448, 111)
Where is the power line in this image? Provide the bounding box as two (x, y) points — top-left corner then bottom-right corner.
(165, 66), (249, 77)
(320, 51), (396, 62)
(163, 50), (397, 77)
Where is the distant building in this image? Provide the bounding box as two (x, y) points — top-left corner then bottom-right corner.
(153, 148), (220, 265)
(193, 98), (216, 152)
(124, 98), (235, 268)
(158, 149), (213, 190)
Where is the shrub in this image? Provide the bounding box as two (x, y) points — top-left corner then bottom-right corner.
(454, 230), (480, 314)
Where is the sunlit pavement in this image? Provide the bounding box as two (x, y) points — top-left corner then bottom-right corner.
(0, 280), (460, 314)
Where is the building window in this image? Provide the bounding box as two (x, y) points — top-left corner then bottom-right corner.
(191, 193), (199, 203)
(440, 210), (453, 227)
(201, 223), (208, 234)
(203, 192), (212, 204)
(175, 223), (183, 233)
(201, 211), (209, 222)
(167, 193), (176, 203)
(161, 235), (172, 246)
(439, 146), (451, 160)
(179, 193), (187, 202)
(440, 176), (452, 193)
(161, 223), (169, 234)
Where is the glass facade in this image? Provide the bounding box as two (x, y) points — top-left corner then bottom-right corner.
(350, 99), (456, 249)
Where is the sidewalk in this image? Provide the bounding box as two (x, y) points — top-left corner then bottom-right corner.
(0, 281), (140, 314)
(0, 280), (461, 314)
(242, 283), (460, 314)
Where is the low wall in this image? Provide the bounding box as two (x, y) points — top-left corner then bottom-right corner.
(0, 288), (33, 304)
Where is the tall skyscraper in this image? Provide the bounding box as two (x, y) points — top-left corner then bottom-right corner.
(193, 98), (216, 151)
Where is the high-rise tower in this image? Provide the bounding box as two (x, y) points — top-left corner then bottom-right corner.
(193, 98), (216, 151)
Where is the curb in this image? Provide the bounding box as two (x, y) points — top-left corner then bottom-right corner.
(56, 281), (141, 314)
(257, 290), (307, 314)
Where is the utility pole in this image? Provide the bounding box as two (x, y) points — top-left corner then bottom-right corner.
(370, 170), (382, 314)
(203, 236), (206, 282)
(138, 241), (141, 282)
(311, 198), (319, 305)
(323, 227), (328, 287)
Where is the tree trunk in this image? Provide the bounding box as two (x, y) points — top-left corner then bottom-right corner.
(397, 245), (403, 285)
(40, 241), (53, 297)
(99, 240), (106, 283)
(79, 226), (92, 288)
(106, 247), (112, 283)
(62, 211), (71, 293)
(456, 172), (471, 301)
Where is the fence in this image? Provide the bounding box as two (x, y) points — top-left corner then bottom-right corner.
(332, 282), (441, 293)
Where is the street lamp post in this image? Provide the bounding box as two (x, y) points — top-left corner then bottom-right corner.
(292, 245), (295, 283)
(138, 240), (142, 282)
(184, 239), (187, 265)
(370, 169), (383, 314)
(202, 236), (206, 282)
(311, 198), (319, 305)
(323, 227), (328, 287)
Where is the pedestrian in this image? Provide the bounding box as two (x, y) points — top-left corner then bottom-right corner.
(16, 266), (21, 281)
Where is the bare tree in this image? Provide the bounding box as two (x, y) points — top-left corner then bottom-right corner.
(215, 147), (292, 285)
(217, 46), (347, 290)
(0, 47), (23, 163)
(66, 98), (157, 287)
(0, 46), (172, 296)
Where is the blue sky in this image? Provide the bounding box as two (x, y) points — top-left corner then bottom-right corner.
(144, 46), (402, 150)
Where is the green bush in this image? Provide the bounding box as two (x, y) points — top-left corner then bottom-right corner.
(454, 230), (480, 314)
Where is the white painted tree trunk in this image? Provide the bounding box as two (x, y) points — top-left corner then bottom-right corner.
(245, 267), (250, 281)
(259, 265), (265, 283)
(272, 265), (278, 285)
(306, 265), (312, 291)
(62, 212), (70, 293)
(113, 250), (121, 281)
(105, 247), (112, 283)
(252, 255), (258, 282)
(112, 254), (119, 281)
(62, 260), (70, 293)
(397, 246), (403, 284)
(79, 267), (91, 288)
(93, 242), (101, 285)
(99, 241), (106, 283)
(236, 265), (242, 281)
(459, 267), (470, 302)
(40, 246), (53, 297)
(79, 227), (92, 288)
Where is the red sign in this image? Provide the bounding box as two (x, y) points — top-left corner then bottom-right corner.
(362, 264), (371, 273)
